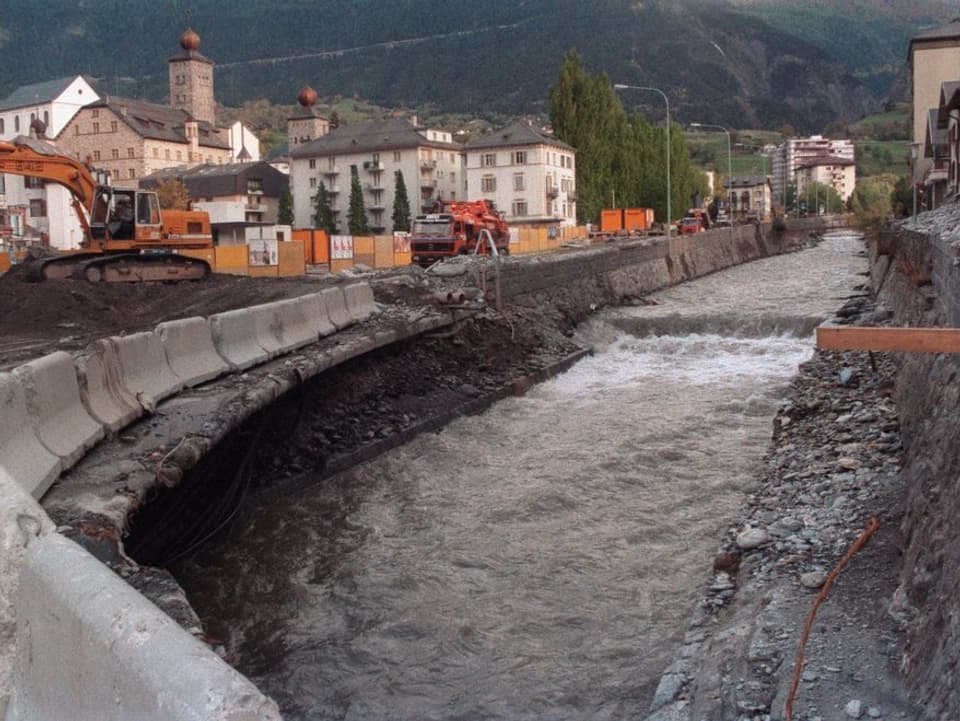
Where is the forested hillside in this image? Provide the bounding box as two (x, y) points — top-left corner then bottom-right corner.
(0, 0), (952, 132)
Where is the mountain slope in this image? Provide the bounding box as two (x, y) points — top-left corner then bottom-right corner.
(0, 0), (951, 132)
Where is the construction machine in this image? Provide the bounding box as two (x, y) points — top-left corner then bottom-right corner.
(410, 199), (510, 268)
(0, 136), (212, 282)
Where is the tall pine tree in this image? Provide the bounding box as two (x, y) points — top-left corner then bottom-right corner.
(347, 165), (369, 235)
(391, 170), (411, 232)
(277, 184), (294, 225)
(312, 180), (337, 234)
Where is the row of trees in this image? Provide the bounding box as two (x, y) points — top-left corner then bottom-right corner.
(548, 52), (709, 225)
(309, 167), (412, 236)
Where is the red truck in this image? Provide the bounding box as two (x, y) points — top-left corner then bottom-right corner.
(410, 200), (510, 267)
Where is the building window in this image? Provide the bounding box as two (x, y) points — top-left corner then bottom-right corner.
(328, 157), (336, 170)
(29, 199), (46, 217)
(92, 109), (99, 118)
(93, 150), (101, 161)
(153, 148), (159, 158)
(0, 118), (5, 133)
(93, 122), (100, 133)
(112, 149), (120, 159)
(0, 176), (4, 193)
(394, 151), (402, 162)
(24, 176), (44, 189)
(513, 173), (525, 191)
(14, 117), (19, 133)
(309, 159), (316, 169)
(482, 153), (496, 168)
(111, 120), (118, 132)
(309, 177), (317, 188)
(512, 200), (528, 216)
(247, 179), (263, 193)
(128, 168), (136, 179)
(481, 176), (496, 193)
(513, 151), (527, 165)
(127, 147), (135, 159)
(165, 149), (171, 159)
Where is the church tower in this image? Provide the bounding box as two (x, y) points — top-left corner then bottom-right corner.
(287, 86), (330, 148)
(168, 28), (215, 125)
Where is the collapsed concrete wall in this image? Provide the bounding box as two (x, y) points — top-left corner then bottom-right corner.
(876, 226), (960, 717)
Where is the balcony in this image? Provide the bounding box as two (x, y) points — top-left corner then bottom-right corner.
(567, 191), (577, 202)
(365, 184), (384, 193)
(421, 179), (436, 190)
(420, 159), (437, 170)
(363, 160), (385, 172)
(546, 186), (559, 199)
(323, 167), (340, 176)
(368, 201), (386, 211)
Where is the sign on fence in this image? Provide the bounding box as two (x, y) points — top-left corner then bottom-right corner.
(331, 235), (354, 260)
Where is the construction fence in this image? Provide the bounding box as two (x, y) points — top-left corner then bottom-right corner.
(0, 224), (589, 278)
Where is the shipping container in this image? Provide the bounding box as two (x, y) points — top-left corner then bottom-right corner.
(600, 208), (624, 233)
(623, 208), (653, 231)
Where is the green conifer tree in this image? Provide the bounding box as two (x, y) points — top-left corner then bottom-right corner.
(347, 165), (369, 235)
(391, 170), (411, 232)
(312, 180), (337, 234)
(277, 184), (294, 225)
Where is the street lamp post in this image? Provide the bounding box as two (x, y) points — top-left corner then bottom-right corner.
(614, 84), (671, 239)
(691, 123), (732, 232)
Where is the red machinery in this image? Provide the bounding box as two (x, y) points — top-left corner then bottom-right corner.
(410, 199), (510, 267)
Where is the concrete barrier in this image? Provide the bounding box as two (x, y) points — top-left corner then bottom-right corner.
(0, 373), (61, 499)
(304, 291), (337, 337)
(0, 466), (56, 719)
(209, 307), (269, 371)
(112, 332), (184, 411)
(320, 286), (352, 330)
(156, 317), (230, 387)
(273, 296), (321, 351)
(12, 352), (105, 472)
(75, 339), (142, 433)
(8, 533), (282, 721)
(343, 282), (378, 322)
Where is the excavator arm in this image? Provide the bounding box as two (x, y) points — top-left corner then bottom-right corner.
(0, 135), (97, 243)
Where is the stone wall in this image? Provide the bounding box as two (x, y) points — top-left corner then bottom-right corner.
(874, 226), (960, 717)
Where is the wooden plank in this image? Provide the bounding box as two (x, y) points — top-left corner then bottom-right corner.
(816, 326), (960, 353)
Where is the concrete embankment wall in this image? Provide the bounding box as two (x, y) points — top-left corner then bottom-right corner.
(872, 227), (960, 717)
(0, 219), (832, 720)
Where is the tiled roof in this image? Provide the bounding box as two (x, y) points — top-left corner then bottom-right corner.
(911, 18), (960, 44)
(85, 95), (231, 150)
(466, 122), (573, 151)
(724, 176), (769, 188)
(140, 160), (288, 197)
(795, 155), (855, 169)
(289, 118), (460, 158)
(0, 76), (94, 112)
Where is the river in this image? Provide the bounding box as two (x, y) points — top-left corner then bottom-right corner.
(175, 231), (867, 720)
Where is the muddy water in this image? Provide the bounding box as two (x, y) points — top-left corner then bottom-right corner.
(176, 232), (867, 720)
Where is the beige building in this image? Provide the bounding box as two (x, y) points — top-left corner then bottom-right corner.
(910, 20), (960, 169)
(464, 122), (576, 226)
(55, 28), (252, 190)
(723, 176), (772, 221)
(795, 156), (856, 208)
(289, 117), (461, 233)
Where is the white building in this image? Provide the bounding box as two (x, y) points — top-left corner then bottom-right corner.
(795, 156), (857, 206)
(771, 135), (855, 205)
(0, 76), (99, 251)
(289, 117), (462, 233)
(723, 176), (773, 221)
(464, 122), (576, 226)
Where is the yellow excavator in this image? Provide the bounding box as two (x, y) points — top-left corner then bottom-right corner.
(0, 135), (212, 282)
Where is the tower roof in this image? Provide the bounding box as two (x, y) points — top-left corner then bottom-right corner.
(168, 27), (213, 65)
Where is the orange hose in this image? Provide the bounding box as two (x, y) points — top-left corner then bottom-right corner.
(784, 516), (880, 720)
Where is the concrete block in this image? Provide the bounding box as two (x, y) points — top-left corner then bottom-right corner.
(0, 466), (55, 716)
(12, 351), (105, 470)
(209, 307), (270, 371)
(249, 300), (290, 358)
(343, 281), (378, 322)
(273, 296), (320, 351)
(0, 373), (61, 500)
(302, 291), (337, 337)
(156, 316), (230, 387)
(320, 286), (352, 330)
(112, 331), (184, 411)
(9, 533), (282, 721)
(75, 339), (142, 433)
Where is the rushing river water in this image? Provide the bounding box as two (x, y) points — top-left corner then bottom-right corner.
(175, 232), (868, 720)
